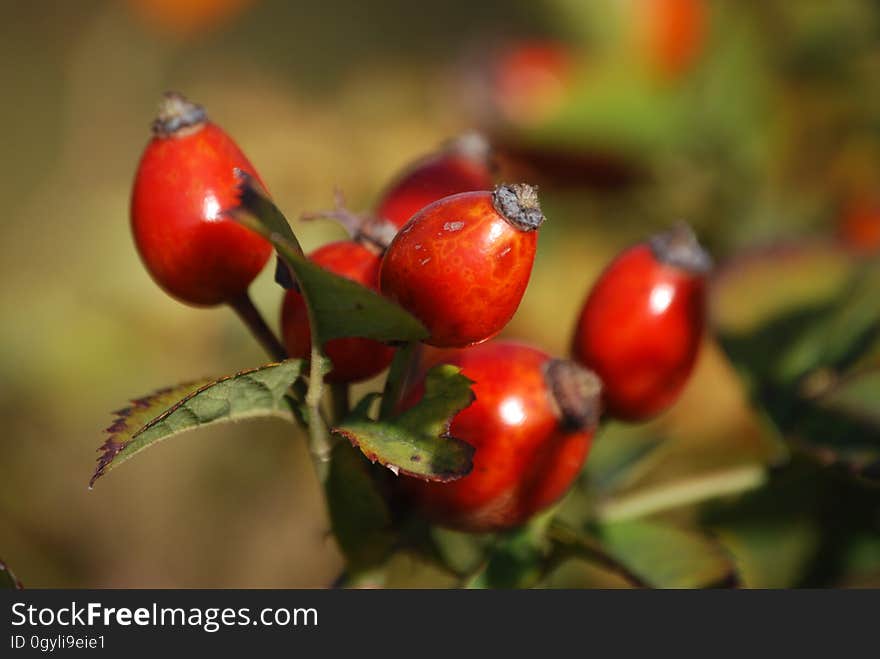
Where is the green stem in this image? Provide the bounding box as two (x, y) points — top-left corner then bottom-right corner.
(379, 342), (417, 420)
(306, 346), (333, 482)
(595, 464), (766, 522)
(330, 383), (350, 424)
(547, 519), (650, 589)
(228, 291), (288, 362)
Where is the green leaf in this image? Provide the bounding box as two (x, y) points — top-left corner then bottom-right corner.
(333, 364), (476, 481)
(599, 520), (738, 588)
(0, 558), (22, 589)
(429, 527), (491, 577)
(714, 518), (820, 589)
(540, 557), (636, 589)
(819, 367), (880, 427)
(230, 175), (428, 346)
(702, 462), (826, 587)
(90, 360), (304, 487)
(776, 263), (880, 382)
(233, 168), (305, 255)
(584, 423), (665, 495)
(840, 533), (880, 585)
(789, 368), (880, 481)
(712, 244), (880, 480)
(714, 246), (879, 387)
(545, 521), (650, 588)
(231, 169), (303, 290)
(466, 521), (549, 589)
(521, 69), (689, 157)
(379, 552), (461, 588)
(712, 241), (855, 385)
(325, 442), (395, 570)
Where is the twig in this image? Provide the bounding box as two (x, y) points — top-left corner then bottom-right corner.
(227, 291), (288, 362)
(306, 346), (333, 482)
(547, 519), (651, 589)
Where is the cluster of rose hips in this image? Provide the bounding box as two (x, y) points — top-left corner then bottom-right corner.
(131, 92), (710, 534)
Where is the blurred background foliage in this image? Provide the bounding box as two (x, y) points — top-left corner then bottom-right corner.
(1, 0), (878, 588)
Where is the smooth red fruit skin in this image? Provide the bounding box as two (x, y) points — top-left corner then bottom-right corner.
(401, 342), (594, 532)
(281, 241), (394, 383)
(131, 121), (272, 306)
(379, 188), (539, 348)
(572, 243), (706, 422)
(375, 145), (495, 230)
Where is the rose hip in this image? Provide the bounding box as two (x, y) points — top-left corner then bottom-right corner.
(401, 341), (601, 532)
(131, 92), (272, 306)
(375, 133), (496, 230)
(572, 223), (710, 421)
(379, 183), (544, 348)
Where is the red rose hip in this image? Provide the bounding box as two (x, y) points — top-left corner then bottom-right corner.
(571, 223), (711, 422)
(311, 135), (496, 251)
(376, 133), (496, 230)
(401, 341), (601, 532)
(281, 240), (394, 383)
(131, 92), (272, 306)
(379, 183), (544, 348)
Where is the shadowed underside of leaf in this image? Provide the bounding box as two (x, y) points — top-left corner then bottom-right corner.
(325, 442), (395, 570)
(714, 518), (820, 588)
(333, 365), (476, 481)
(229, 174), (428, 346)
(0, 558), (23, 589)
(818, 368), (880, 428)
(90, 359), (304, 488)
(755, 365), (880, 482)
(790, 402), (880, 482)
(713, 243), (880, 481)
(584, 425), (665, 496)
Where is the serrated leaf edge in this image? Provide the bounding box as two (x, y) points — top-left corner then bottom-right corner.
(333, 383), (476, 482)
(333, 425), (475, 482)
(91, 361), (300, 488)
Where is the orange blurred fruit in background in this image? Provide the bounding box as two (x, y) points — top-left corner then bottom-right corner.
(128, 0), (257, 38)
(638, 0), (707, 80)
(839, 197), (880, 254)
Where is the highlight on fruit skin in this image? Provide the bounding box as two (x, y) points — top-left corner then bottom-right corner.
(571, 222), (710, 422)
(130, 92), (272, 307)
(399, 340), (601, 532)
(379, 183), (545, 348)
